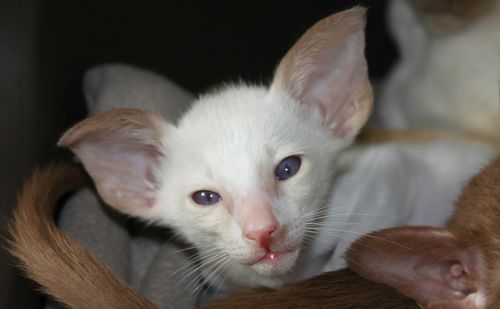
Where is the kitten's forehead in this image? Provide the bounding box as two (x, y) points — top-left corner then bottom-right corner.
(177, 86), (294, 151)
(179, 85), (277, 133)
(168, 84), (328, 189)
(172, 86), (282, 185)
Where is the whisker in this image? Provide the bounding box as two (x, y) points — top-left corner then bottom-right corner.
(170, 247), (221, 278)
(213, 261), (232, 296)
(197, 256), (231, 296)
(303, 195), (398, 217)
(306, 221), (381, 228)
(172, 251), (226, 290)
(189, 255), (229, 295)
(300, 230), (379, 264)
(182, 255), (225, 293)
(312, 212), (400, 219)
(305, 227), (412, 251)
(170, 245), (207, 255)
(180, 251), (226, 283)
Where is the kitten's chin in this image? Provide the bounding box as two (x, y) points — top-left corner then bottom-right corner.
(250, 248), (300, 277)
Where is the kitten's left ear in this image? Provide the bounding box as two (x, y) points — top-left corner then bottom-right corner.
(347, 227), (482, 309)
(271, 7), (372, 142)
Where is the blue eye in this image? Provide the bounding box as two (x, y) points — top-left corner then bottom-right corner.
(192, 190), (221, 206)
(275, 156), (301, 181)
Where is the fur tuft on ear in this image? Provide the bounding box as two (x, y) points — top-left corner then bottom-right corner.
(271, 7), (373, 142)
(347, 226), (482, 309)
(58, 108), (170, 218)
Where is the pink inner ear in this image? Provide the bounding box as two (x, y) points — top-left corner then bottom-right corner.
(59, 108), (168, 218)
(72, 132), (162, 215)
(271, 8), (373, 141)
(305, 38), (369, 138)
(347, 227), (481, 308)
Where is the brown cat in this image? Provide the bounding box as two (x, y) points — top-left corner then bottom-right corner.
(348, 156), (500, 308)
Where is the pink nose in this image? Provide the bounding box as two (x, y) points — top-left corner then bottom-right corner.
(244, 224), (277, 249)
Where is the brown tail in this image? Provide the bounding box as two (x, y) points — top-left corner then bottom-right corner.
(209, 269), (417, 309)
(7, 161), (156, 309)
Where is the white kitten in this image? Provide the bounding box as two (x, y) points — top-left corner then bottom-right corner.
(58, 6), (496, 294)
(377, 0), (500, 140)
(59, 7), (372, 289)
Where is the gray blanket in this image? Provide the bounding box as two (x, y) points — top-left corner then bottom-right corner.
(47, 64), (202, 309)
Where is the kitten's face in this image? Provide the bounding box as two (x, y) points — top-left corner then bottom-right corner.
(154, 87), (342, 281)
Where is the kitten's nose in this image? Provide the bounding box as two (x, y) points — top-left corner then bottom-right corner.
(244, 224), (277, 249)
(236, 191), (279, 249)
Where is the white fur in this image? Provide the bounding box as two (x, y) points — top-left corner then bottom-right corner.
(378, 0), (500, 133)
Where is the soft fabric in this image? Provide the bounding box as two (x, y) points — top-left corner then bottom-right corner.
(48, 64), (198, 308)
(83, 63), (193, 121)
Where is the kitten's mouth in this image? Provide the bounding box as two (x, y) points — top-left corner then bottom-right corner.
(254, 249), (294, 265)
(247, 247), (300, 276)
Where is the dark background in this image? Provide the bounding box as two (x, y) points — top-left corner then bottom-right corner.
(0, 1), (396, 307)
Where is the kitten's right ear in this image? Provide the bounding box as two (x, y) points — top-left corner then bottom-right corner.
(271, 7), (372, 142)
(58, 108), (171, 219)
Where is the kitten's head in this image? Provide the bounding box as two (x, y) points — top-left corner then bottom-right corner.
(59, 7), (372, 287)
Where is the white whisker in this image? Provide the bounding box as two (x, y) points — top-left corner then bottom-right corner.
(181, 251), (226, 284)
(170, 247), (221, 278)
(306, 221), (379, 227)
(213, 261), (232, 296)
(189, 254), (229, 295)
(196, 256), (231, 296)
(305, 227), (411, 251)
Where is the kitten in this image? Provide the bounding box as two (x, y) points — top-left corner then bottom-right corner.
(55, 7), (373, 290)
(377, 0), (500, 143)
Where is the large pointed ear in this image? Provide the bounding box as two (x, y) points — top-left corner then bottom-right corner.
(58, 108), (170, 219)
(347, 227), (482, 309)
(271, 7), (372, 142)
